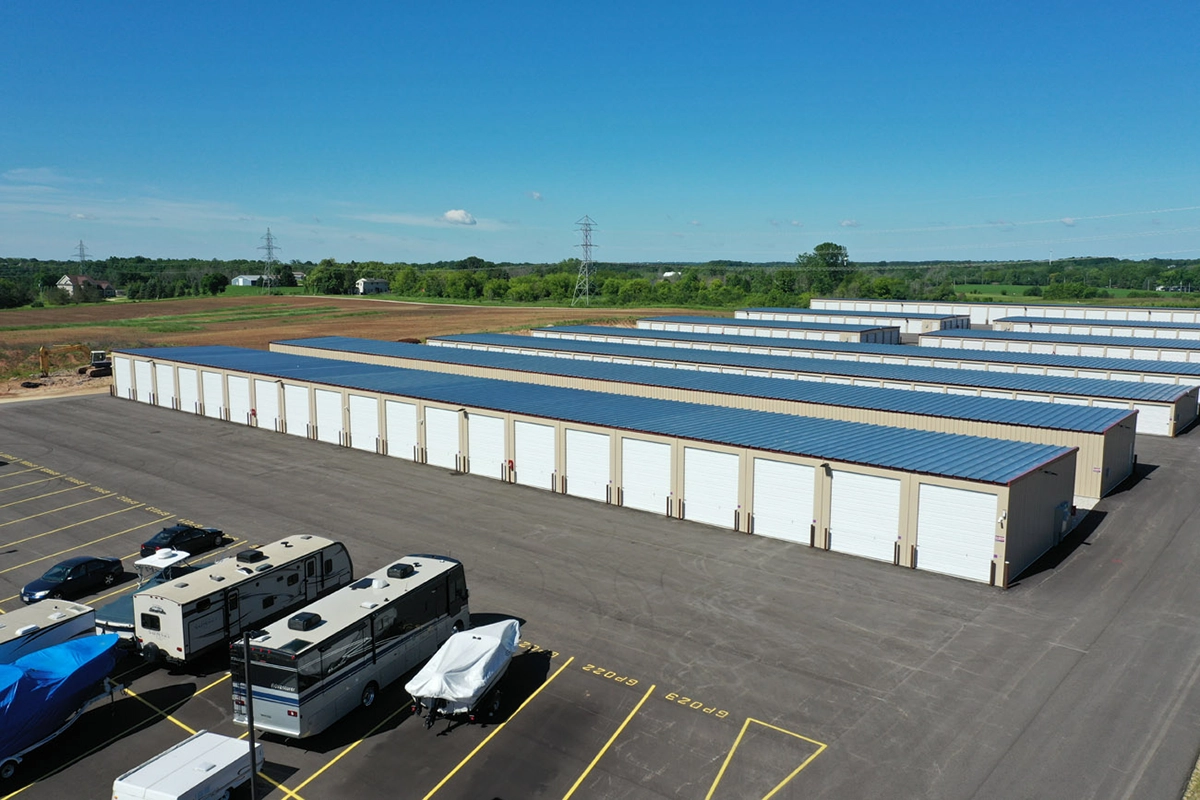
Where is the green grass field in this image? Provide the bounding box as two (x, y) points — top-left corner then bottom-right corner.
(954, 284), (1172, 301)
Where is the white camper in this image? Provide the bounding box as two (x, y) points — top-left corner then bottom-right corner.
(112, 730), (263, 800)
(133, 535), (353, 664)
(0, 601), (95, 664)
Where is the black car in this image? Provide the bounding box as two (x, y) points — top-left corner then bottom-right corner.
(20, 556), (124, 604)
(139, 524), (224, 558)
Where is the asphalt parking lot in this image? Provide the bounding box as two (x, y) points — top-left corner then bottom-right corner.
(3, 395), (1200, 799)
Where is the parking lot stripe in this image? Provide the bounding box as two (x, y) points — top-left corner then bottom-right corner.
(0, 502), (135, 549)
(0, 512), (161, 575)
(421, 654), (576, 800)
(0, 466), (42, 480)
(561, 681), (656, 800)
(0, 476), (66, 493)
(703, 718), (828, 800)
(0, 483), (92, 509)
(0, 493), (119, 529)
(121, 686), (197, 736)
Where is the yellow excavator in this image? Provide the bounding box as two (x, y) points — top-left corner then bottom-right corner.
(37, 345), (111, 378)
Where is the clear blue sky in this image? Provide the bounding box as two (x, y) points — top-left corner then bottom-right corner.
(2, 1), (1197, 265)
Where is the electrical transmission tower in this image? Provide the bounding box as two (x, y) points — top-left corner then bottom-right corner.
(258, 228), (280, 287)
(572, 216), (596, 307)
(74, 240), (89, 269)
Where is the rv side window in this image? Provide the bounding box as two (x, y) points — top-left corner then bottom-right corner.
(196, 598), (211, 612)
(141, 613), (161, 631)
(324, 558), (333, 573)
(319, 621), (370, 679)
(306, 560), (315, 578)
(286, 573), (299, 586)
(263, 596), (275, 610)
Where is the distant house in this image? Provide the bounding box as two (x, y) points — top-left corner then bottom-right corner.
(231, 275), (266, 287)
(292, 271), (306, 283)
(57, 274), (116, 298)
(355, 278), (390, 295)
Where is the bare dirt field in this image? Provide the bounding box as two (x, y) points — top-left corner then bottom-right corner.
(0, 295), (683, 401)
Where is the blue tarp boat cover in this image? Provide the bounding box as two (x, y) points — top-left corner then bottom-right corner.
(0, 634), (118, 758)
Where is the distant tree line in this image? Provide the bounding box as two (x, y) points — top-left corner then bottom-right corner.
(1, 249), (1198, 311)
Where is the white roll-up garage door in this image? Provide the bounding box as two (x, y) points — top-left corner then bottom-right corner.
(565, 429), (610, 502)
(385, 400), (417, 460)
(227, 376), (251, 425)
(425, 407), (460, 469)
(1132, 403), (1171, 436)
(201, 371), (223, 419)
(916, 484), (998, 583)
(177, 368), (199, 414)
(621, 439), (672, 514)
(467, 413), (506, 480)
(114, 356), (132, 399)
(314, 389), (343, 445)
(347, 395), (379, 452)
(752, 459), (815, 544)
(156, 363), (176, 409)
(683, 448), (740, 528)
(133, 359), (154, 404)
(254, 379), (280, 431)
(283, 384), (310, 437)
(515, 420), (556, 490)
(829, 470), (901, 562)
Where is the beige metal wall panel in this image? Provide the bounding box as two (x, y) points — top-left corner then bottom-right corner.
(1002, 449), (1079, 585)
(1099, 419), (1137, 496)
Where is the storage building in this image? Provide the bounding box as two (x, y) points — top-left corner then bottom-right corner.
(995, 316), (1200, 340)
(811, 298), (1200, 326)
(528, 325), (1200, 402)
(424, 332), (1195, 437)
(112, 345), (1079, 586)
(737, 307), (969, 334)
(272, 336), (1137, 501)
(920, 329), (1200, 363)
(638, 315), (902, 344)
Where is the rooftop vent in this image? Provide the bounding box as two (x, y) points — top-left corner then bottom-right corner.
(288, 612), (322, 631)
(237, 549), (267, 564)
(386, 563), (415, 579)
(16, 624), (39, 636)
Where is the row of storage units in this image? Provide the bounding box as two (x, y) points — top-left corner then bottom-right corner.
(446, 331), (1195, 437)
(638, 315), (902, 344)
(528, 325), (1200, 402)
(811, 298), (1200, 326)
(920, 329), (1200, 364)
(736, 307), (970, 334)
(271, 336), (1138, 501)
(994, 316), (1200, 340)
(112, 346), (1079, 586)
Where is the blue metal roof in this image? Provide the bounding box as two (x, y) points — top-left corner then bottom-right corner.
(640, 315), (895, 333)
(533, 325), (1200, 378)
(426, 332), (1190, 403)
(742, 307), (965, 321)
(996, 316), (1200, 330)
(274, 337), (1136, 433)
(923, 329), (1200, 350)
(118, 345), (1074, 485)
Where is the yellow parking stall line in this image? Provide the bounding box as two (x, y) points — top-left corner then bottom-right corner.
(422, 655), (576, 800)
(0, 476), (65, 493)
(561, 682), (656, 800)
(0, 466), (43, 480)
(0, 483), (92, 509)
(0, 511), (162, 576)
(122, 686), (197, 736)
(0, 501), (136, 550)
(704, 718), (828, 800)
(0, 493), (118, 529)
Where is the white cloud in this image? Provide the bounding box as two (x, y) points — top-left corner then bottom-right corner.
(790, 220), (802, 227)
(839, 219), (859, 228)
(3, 167), (76, 185)
(689, 220), (701, 227)
(71, 212), (96, 220)
(442, 209), (477, 226)
(1061, 217), (1077, 227)
(527, 191), (542, 201)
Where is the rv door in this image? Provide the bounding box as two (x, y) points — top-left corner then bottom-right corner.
(304, 557), (318, 601)
(225, 591), (242, 638)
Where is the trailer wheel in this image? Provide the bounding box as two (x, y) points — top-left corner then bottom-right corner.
(361, 682), (379, 708)
(0, 760), (17, 780)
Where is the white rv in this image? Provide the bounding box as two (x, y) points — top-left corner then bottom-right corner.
(112, 730), (263, 800)
(0, 601), (95, 663)
(133, 535), (353, 664)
